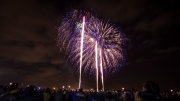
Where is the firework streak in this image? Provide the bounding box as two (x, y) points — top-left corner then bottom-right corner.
(57, 10), (126, 91)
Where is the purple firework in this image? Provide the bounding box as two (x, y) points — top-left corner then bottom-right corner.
(57, 10), (126, 90)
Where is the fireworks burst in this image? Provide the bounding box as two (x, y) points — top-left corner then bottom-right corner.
(57, 10), (126, 91)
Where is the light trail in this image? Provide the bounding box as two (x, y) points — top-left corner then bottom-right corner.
(100, 49), (104, 91)
(79, 16), (85, 89)
(95, 41), (99, 92)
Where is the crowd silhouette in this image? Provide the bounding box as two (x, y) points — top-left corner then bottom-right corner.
(0, 81), (179, 101)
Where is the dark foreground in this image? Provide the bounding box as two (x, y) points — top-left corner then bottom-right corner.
(0, 81), (180, 101)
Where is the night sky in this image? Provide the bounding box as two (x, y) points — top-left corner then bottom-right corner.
(0, 0), (179, 91)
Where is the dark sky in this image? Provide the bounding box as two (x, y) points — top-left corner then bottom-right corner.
(0, 0), (180, 91)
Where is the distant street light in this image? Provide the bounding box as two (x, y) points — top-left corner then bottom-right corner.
(122, 87), (124, 91)
(10, 82), (12, 85)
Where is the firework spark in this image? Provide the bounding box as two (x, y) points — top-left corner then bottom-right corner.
(95, 41), (99, 92)
(79, 16), (85, 89)
(57, 10), (126, 91)
(100, 49), (104, 91)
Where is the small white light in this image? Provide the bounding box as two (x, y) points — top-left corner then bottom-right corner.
(90, 38), (94, 42)
(122, 87), (124, 91)
(107, 49), (111, 52)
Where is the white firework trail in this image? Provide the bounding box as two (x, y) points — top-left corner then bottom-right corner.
(79, 16), (85, 89)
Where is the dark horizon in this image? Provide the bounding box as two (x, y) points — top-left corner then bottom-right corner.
(0, 0), (179, 91)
